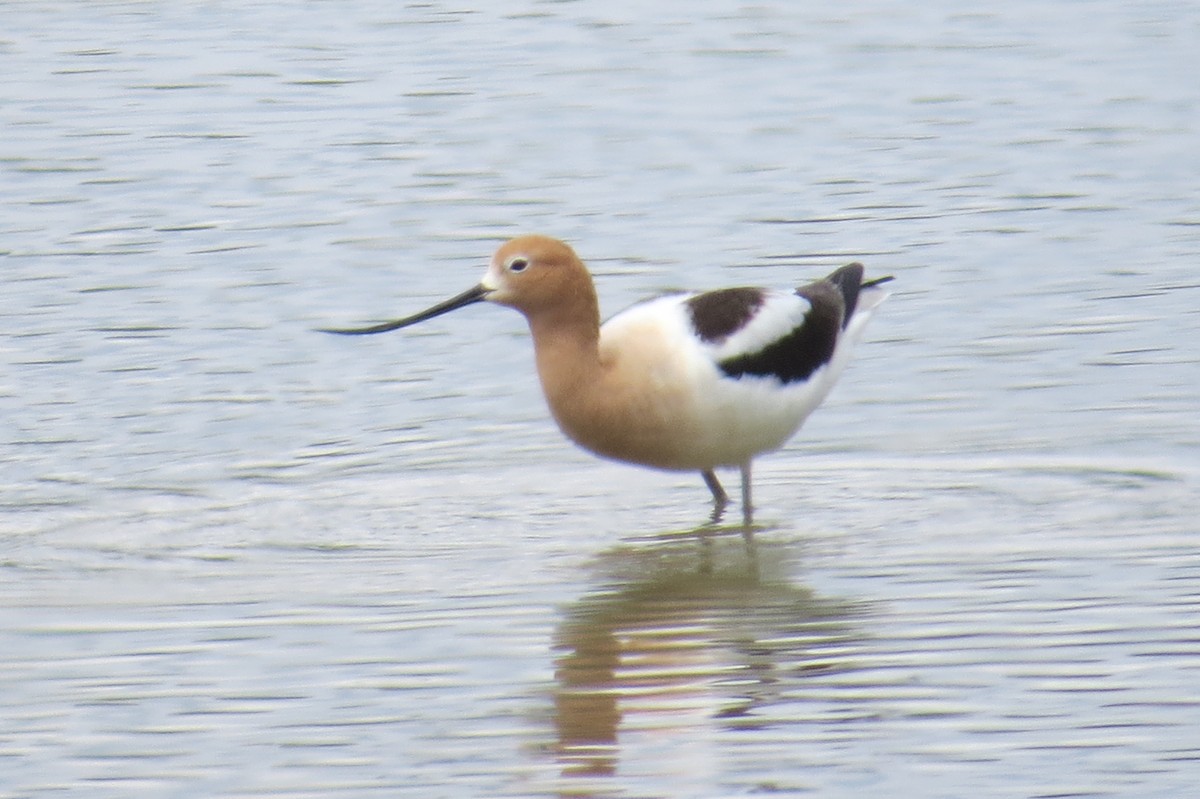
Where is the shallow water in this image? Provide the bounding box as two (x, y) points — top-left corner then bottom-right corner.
(3, 2), (1199, 797)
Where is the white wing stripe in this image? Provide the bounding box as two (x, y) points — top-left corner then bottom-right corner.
(708, 292), (812, 362)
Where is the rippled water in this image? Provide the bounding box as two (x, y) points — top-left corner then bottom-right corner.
(3, 2), (1199, 797)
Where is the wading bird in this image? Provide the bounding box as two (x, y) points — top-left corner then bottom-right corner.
(325, 235), (892, 529)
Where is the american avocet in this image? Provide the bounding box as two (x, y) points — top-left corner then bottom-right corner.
(325, 235), (892, 528)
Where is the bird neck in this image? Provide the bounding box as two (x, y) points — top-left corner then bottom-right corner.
(526, 298), (604, 412)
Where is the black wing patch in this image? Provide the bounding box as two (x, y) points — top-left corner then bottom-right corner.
(686, 287), (766, 344)
(716, 281), (845, 385)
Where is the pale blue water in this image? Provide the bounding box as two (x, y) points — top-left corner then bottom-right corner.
(2, 2), (1198, 797)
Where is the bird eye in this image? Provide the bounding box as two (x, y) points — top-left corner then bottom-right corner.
(508, 257), (528, 273)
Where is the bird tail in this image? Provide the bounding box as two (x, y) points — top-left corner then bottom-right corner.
(826, 264), (894, 329)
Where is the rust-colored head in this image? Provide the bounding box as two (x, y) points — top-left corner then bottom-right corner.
(481, 235), (596, 322)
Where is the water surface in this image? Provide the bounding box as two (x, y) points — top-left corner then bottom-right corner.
(3, 2), (1198, 797)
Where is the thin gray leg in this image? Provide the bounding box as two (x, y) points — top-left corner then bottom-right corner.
(739, 462), (758, 571)
(701, 469), (729, 523)
(739, 462), (753, 529)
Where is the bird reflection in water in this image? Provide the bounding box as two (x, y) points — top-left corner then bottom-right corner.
(549, 534), (864, 787)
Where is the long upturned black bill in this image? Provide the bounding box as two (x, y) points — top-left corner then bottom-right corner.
(320, 284), (491, 335)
